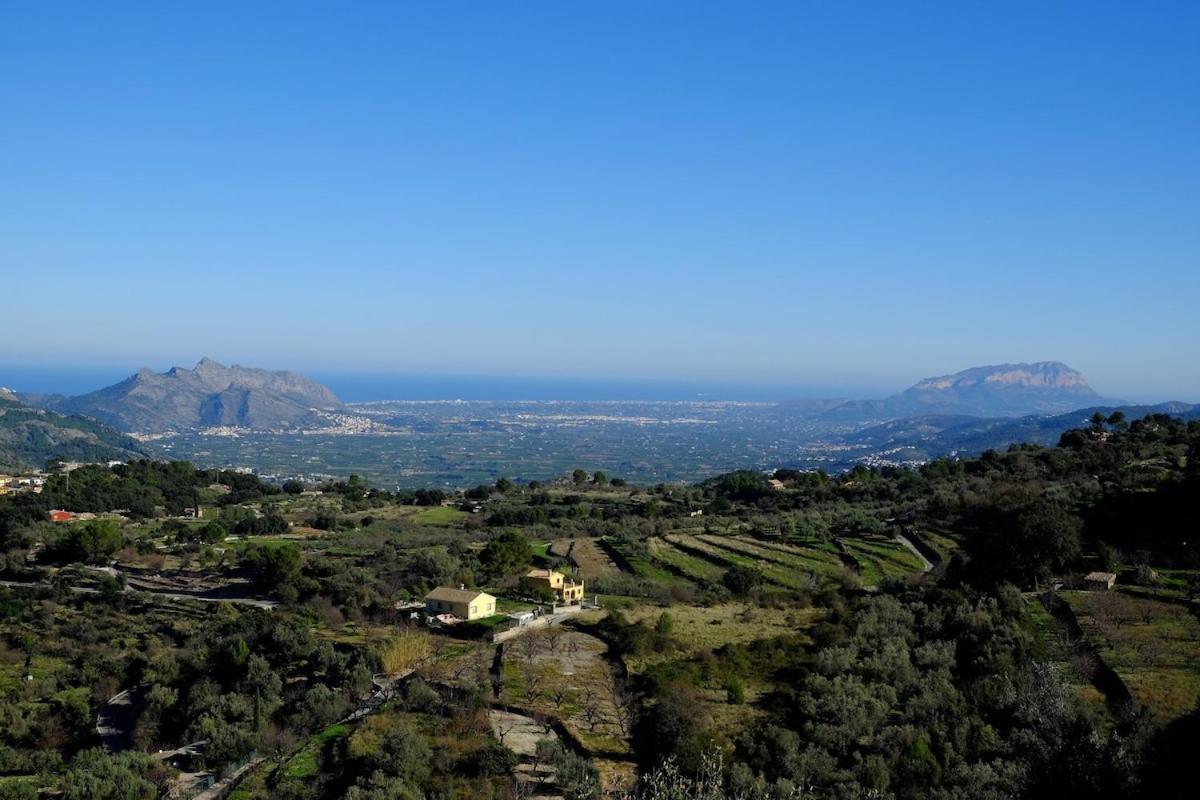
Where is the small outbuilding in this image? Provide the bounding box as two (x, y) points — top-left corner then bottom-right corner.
(1085, 571), (1117, 591)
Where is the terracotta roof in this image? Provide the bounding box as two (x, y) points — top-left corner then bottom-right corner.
(1085, 571), (1117, 582)
(425, 587), (489, 604)
(525, 569), (559, 579)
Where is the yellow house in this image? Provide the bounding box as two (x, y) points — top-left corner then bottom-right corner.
(523, 569), (584, 604)
(424, 587), (496, 621)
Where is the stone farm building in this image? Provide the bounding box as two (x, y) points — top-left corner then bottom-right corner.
(523, 569), (584, 604)
(424, 587), (496, 621)
(1084, 571), (1117, 591)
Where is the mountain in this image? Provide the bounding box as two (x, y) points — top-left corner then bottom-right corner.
(51, 358), (343, 433)
(819, 362), (1113, 421)
(0, 397), (148, 470)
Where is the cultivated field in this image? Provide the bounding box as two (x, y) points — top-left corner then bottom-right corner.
(666, 534), (818, 590)
(710, 534), (847, 578)
(622, 601), (821, 663)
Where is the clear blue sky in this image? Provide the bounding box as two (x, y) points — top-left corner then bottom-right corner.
(2, 2), (1197, 400)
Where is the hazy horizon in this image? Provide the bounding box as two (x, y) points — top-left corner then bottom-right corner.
(1, 358), (1192, 406)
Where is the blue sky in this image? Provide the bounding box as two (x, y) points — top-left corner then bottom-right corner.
(1, 2), (1198, 400)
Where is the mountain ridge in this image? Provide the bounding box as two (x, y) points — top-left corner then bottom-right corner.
(49, 358), (342, 433)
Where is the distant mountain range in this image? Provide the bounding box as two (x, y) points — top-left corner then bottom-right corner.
(789, 362), (1118, 421)
(0, 397), (147, 470)
(39, 358), (343, 433)
(6, 357), (1187, 477)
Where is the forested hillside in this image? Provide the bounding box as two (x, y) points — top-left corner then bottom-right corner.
(0, 398), (146, 470)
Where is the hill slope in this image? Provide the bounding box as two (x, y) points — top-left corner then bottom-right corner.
(835, 402), (1200, 463)
(0, 398), (148, 470)
(52, 358), (342, 433)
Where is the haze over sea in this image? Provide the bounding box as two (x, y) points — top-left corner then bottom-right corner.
(1, 363), (890, 404)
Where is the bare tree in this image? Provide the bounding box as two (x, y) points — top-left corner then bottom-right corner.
(545, 623), (568, 654)
(580, 685), (606, 731)
(551, 683), (575, 713)
(495, 716), (519, 745)
(525, 663), (549, 705)
(511, 631), (543, 670)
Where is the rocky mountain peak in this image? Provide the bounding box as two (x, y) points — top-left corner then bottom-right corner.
(893, 361), (1106, 416)
(911, 362), (1093, 393)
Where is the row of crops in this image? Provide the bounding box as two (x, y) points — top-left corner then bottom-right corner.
(644, 531), (926, 589)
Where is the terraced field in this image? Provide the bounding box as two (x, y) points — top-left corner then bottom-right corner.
(668, 532), (923, 588)
(647, 537), (724, 582)
(717, 535), (847, 578)
(666, 534), (812, 590)
(602, 537), (675, 582)
(840, 537), (926, 584)
(915, 529), (960, 562)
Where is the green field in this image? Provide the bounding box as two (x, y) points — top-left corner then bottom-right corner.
(624, 601), (822, 660)
(409, 506), (468, 525)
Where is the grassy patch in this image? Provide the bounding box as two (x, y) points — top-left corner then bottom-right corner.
(464, 613), (509, 630)
(622, 602), (822, 671)
(410, 506), (468, 525)
(281, 722), (351, 780)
